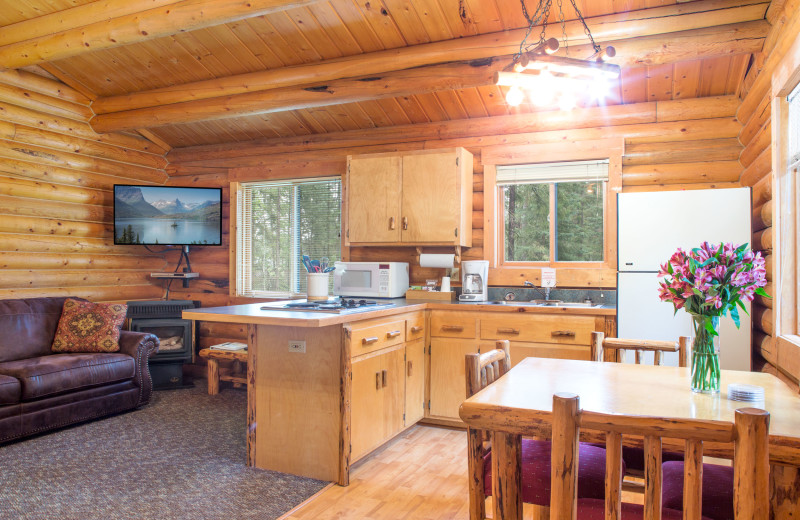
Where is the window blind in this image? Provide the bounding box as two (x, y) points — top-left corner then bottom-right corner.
(789, 82), (800, 166)
(496, 160), (609, 185)
(237, 178), (341, 297)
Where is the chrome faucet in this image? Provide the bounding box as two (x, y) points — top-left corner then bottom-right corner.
(523, 280), (534, 287)
(524, 280), (551, 301)
(544, 286), (551, 300)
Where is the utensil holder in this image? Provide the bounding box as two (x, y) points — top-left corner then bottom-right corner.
(307, 272), (330, 301)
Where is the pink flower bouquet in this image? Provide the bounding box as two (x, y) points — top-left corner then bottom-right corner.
(657, 242), (768, 330)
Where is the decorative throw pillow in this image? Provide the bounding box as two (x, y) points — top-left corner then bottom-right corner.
(52, 299), (127, 353)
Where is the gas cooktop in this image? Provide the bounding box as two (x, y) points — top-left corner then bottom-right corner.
(260, 298), (396, 314)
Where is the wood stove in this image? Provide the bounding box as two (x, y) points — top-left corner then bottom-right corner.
(126, 300), (197, 390)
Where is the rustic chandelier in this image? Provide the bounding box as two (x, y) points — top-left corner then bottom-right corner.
(495, 0), (620, 110)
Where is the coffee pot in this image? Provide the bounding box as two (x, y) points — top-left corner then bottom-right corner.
(459, 260), (489, 301)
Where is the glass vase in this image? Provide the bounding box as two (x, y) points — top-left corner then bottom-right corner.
(690, 314), (721, 394)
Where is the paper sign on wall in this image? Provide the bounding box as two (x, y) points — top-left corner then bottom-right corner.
(541, 268), (556, 288)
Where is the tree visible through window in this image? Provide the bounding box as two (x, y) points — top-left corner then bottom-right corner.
(237, 178), (341, 297)
(499, 161), (607, 264)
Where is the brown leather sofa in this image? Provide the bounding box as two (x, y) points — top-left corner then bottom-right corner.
(0, 297), (159, 444)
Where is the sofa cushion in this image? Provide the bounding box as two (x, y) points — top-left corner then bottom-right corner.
(52, 299), (127, 353)
(0, 374), (21, 405)
(0, 353), (135, 400)
(0, 297), (74, 362)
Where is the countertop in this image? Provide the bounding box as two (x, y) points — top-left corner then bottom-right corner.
(182, 298), (616, 327)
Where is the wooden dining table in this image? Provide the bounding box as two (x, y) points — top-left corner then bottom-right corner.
(459, 357), (800, 520)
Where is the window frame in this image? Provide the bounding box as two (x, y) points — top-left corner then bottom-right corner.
(232, 176), (343, 299)
(482, 139), (623, 287)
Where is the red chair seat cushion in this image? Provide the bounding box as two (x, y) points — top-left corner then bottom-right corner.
(661, 461), (734, 520)
(484, 439), (613, 506)
(623, 446), (684, 472)
(577, 498), (713, 519)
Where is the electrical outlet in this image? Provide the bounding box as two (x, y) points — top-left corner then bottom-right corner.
(288, 340), (306, 353)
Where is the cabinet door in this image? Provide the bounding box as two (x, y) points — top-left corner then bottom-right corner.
(429, 338), (492, 419)
(382, 347), (406, 440)
(351, 354), (385, 461)
(347, 155), (402, 243)
(404, 339), (425, 425)
(401, 151), (461, 243)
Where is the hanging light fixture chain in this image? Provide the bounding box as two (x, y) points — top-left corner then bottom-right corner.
(557, 0), (568, 55)
(515, 0), (551, 61)
(569, 0), (601, 53)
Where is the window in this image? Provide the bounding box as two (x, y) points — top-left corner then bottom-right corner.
(236, 178), (341, 297)
(497, 160), (608, 264)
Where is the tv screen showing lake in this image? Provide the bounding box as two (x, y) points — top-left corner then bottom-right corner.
(113, 185), (222, 245)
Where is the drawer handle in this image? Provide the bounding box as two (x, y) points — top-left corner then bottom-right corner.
(382, 369), (388, 388)
(362, 336), (379, 345)
(402, 216), (408, 230)
(441, 325), (464, 332)
(407, 360), (413, 377)
(497, 328), (520, 335)
(389, 216), (396, 230)
(410, 326), (423, 334)
(376, 372), (381, 390)
(386, 330), (402, 339)
(552, 330), (576, 337)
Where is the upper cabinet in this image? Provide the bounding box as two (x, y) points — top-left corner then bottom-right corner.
(346, 148), (473, 247)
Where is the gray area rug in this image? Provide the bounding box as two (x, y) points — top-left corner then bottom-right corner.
(0, 385), (328, 520)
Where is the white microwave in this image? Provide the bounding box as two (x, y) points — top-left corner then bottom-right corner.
(333, 262), (409, 298)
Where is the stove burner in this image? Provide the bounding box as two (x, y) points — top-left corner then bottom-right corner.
(262, 298), (394, 314)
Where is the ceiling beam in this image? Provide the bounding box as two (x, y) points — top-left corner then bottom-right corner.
(91, 0), (768, 116)
(90, 58), (509, 133)
(0, 0), (325, 68)
(90, 18), (767, 133)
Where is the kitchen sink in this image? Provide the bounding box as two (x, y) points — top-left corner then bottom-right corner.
(481, 300), (600, 308)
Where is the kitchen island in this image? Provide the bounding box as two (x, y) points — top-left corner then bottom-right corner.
(183, 300), (615, 485)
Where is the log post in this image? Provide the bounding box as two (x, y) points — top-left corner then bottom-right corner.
(551, 393), (580, 520)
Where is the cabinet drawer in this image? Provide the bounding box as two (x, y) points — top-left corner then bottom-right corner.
(480, 315), (596, 345)
(406, 314), (425, 341)
(430, 311), (478, 338)
(349, 320), (406, 357)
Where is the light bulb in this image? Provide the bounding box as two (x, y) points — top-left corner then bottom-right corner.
(506, 86), (524, 106)
(531, 71), (556, 107)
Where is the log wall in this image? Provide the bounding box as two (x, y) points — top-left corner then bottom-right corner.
(0, 68), (169, 303)
(738, 0), (800, 382)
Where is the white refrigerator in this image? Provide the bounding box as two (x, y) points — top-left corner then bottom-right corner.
(617, 188), (752, 370)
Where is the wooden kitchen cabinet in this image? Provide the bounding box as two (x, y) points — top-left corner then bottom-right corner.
(345, 147), (473, 246)
(405, 338), (425, 425)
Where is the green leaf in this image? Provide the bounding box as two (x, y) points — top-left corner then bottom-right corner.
(755, 287), (772, 298)
(704, 319), (719, 336)
(731, 305), (741, 329)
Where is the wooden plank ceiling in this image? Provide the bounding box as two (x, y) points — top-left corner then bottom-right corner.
(0, 0), (769, 148)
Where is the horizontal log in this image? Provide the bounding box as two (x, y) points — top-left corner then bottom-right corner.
(739, 94), (770, 147)
(0, 83), (93, 121)
(91, 58), (510, 132)
(0, 270), (152, 289)
(0, 251), (166, 270)
(0, 285), (164, 302)
(229, 159), (347, 182)
(167, 97), (737, 164)
(622, 161), (741, 186)
(655, 96), (739, 122)
(0, 0), (326, 68)
(0, 174), (109, 205)
(166, 173), (229, 186)
(752, 305), (773, 335)
(489, 267), (617, 288)
(0, 139), (166, 183)
(622, 182), (741, 193)
(753, 226), (773, 251)
(0, 233), (118, 253)
(0, 101), (167, 155)
(752, 174), (772, 206)
(0, 193), (109, 222)
(0, 157), (159, 191)
(165, 165), (229, 176)
(623, 139), (742, 166)
(740, 146), (771, 186)
(164, 291), (231, 308)
(739, 120), (771, 168)
(95, 0), (768, 114)
(0, 68), (92, 105)
(754, 282), (774, 309)
(0, 214), (110, 237)
(753, 200), (773, 231)
(12, 124), (168, 170)
(754, 331), (775, 365)
(765, 254), (774, 280)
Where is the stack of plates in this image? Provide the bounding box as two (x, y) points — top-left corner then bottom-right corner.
(727, 383), (765, 402)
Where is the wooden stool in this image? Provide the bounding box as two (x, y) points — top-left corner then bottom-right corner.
(198, 347), (248, 395)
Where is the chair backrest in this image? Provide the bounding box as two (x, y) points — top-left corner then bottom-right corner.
(549, 392), (770, 520)
(465, 339), (512, 399)
(591, 331), (690, 367)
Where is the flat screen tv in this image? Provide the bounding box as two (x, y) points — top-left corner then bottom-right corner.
(113, 185), (222, 246)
